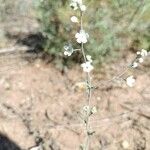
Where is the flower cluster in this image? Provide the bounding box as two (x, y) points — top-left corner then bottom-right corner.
(131, 49), (148, 68)
(75, 30), (89, 44)
(64, 1), (149, 149)
(126, 49), (149, 87)
(70, 0), (86, 11)
(64, 0), (93, 73)
(81, 55), (93, 72)
(64, 43), (74, 56)
(81, 61), (93, 73)
(65, 1), (96, 149)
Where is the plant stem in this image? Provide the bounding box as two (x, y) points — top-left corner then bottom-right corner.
(80, 11), (93, 150)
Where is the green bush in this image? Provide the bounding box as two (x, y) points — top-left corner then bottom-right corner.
(36, 0), (150, 65)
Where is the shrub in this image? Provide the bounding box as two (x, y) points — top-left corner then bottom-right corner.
(36, 0), (150, 65)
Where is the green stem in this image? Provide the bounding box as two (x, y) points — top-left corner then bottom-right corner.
(80, 11), (93, 150)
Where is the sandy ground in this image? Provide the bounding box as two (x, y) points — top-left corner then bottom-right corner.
(0, 53), (149, 150)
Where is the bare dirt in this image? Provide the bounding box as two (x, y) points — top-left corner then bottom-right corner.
(0, 53), (149, 150)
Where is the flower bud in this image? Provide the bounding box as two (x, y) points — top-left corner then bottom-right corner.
(71, 16), (79, 23)
(80, 5), (86, 11)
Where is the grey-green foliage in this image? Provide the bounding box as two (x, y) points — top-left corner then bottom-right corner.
(0, 0), (31, 21)
(35, 0), (69, 56)
(36, 0), (150, 64)
(86, 0), (150, 64)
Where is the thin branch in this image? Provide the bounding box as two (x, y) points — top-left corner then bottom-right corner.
(80, 10), (93, 150)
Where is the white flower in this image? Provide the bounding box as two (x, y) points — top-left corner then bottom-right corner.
(76, 0), (82, 5)
(83, 105), (90, 112)
(138, 57), (144, 63)
(136, 49), (148, 57)
(71, 16), (78, 23)
(132, 62), (138, 68)
(141, 49), (148, 57)
(83, 105), (89, 111)
(80, 5), (86, 11)
(70, 0), (83, 10)
(136, 51), (141, 55)
(75, 30), (89, 43)
(70, 2), (78, 10)
(64, 44), (73, 56)
(81, 61), (94, 72)
(86, 55), (92, 63)
(91, 106), (97, 114)
(126, 76), (135, 87)
(64, 51), (72, 56)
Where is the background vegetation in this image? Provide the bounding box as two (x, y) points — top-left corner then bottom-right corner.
(36, 0), (150, 65)
(0, 0), (149, 65)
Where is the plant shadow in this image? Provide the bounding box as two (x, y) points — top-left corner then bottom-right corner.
(0, 133), (21, 150)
